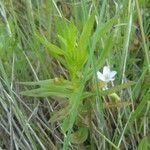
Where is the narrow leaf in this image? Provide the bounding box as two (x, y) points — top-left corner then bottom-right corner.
(34, 32), (65, 56)
(138, 136), (150, 150)
(20, 86), (72, 98)
(78, 14), (95, 50)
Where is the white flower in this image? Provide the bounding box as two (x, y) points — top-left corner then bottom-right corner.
(97, 66), (117, 83)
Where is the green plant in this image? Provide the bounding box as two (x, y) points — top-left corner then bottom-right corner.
(0, 0), (149, 149)
(20, 14), (135, 149)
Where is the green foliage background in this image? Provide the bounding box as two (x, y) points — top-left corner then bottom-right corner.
(0, 0), (149, 149)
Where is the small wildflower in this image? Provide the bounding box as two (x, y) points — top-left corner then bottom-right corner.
(97, 66), (117, 90)
(97, 66), (121, 101)
(97, 66), (117, 83)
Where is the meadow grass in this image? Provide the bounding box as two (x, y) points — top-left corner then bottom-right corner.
(0, 0), (150, 150)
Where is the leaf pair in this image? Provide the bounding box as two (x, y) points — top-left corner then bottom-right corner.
(20, 78), (74, 98)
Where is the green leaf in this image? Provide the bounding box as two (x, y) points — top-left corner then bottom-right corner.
(85, 17), (117, 81)
(78, 14), (95, 51)
(19, 79), (54, 86)
(34, 32), (65, 57)
(62, 89), (83, 133)
(19, 78), (73, 89)
(74, 14), (95, 73)
(20, 79), (74, 98)
(127, 89), (150, 128)
(20, 87), (72, 98)
(62, 116), (70, 133)
(138, 136), (150, 150)
(68, 19), (78, 50)
(63, 85), (85, 149)
(70, 127), (88, 144)
(95, 35), (113, 70)
(92, 16), (117, 45)
(86, 33), (114, 81)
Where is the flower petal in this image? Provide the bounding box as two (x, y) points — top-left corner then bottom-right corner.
(103, 66), (110, 76)
(110, 71), (117, 79)
(97, 71), (105, 81)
